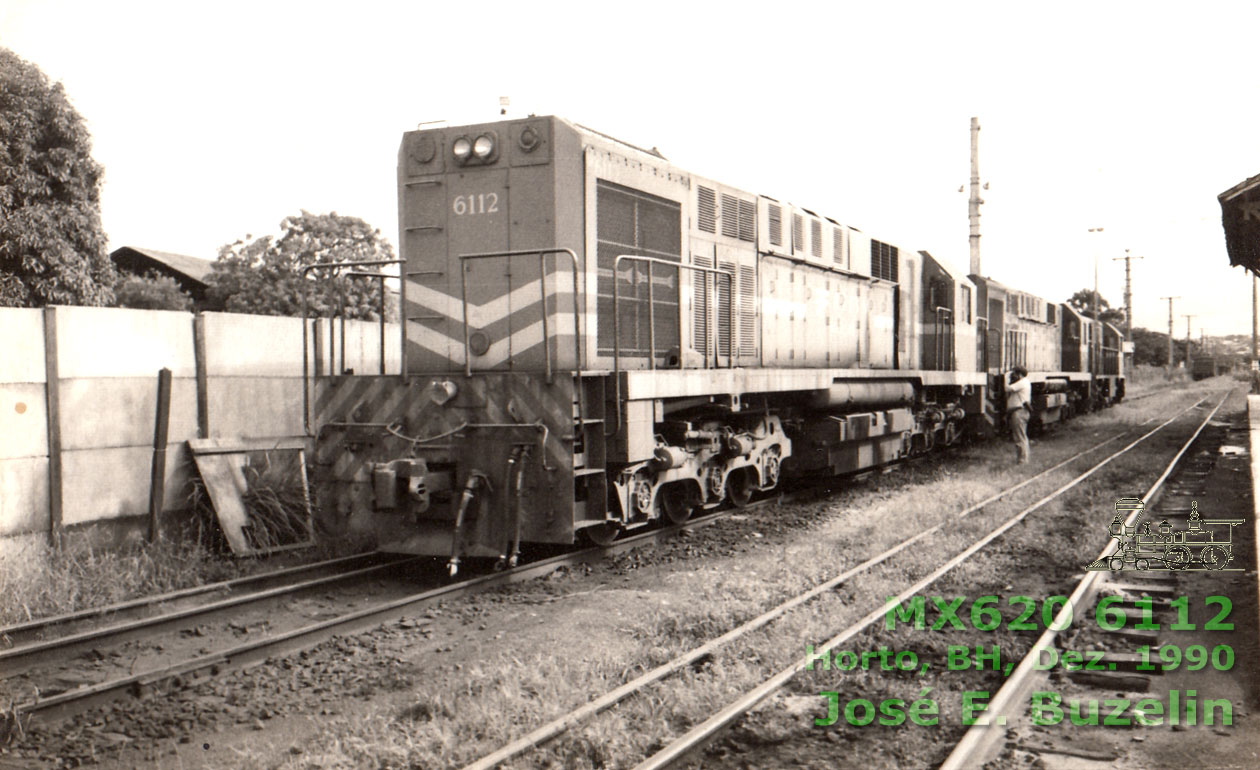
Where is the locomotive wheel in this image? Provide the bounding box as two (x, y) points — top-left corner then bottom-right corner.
(727, 468), (755, 508)
(1165, 545), (1191, 570)
(659, 483), (695, 525)
(583, 522), (621, 547)
(1201, 545), (1229, 570)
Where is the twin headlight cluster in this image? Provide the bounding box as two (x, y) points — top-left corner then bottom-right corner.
(452, 132), (498, 165)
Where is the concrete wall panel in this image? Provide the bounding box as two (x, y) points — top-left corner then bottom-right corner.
(204, 313), (309, 377)
(60, 443), (192, 525)
(59, 377), (199, 450)
(337, 319), (402, 375)
(0, 456), (49, 536)
(0, 383), (49, 460)
(56, 307), (195, 379)
(0, 308), (47, 384)
(207, 377), (304, 438)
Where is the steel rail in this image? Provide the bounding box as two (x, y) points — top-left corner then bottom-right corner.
(0, 556), (423, 679)
(457, 394), (1207, 770)
(9, 389), (1206, 731)
(0, 552), (390, 642)
(940, 388), (1232, 770)
(10, 510), (739, 726)
(629, 393), (1219, 770)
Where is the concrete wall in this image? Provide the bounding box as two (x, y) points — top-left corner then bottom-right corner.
(0, 307), (400, 541)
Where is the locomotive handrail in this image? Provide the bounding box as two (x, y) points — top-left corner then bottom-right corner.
(342, 271), (393, 376)
(610, 255), (735, 438)
(299, 258), (406, 435)
(456, 248), (583, 386)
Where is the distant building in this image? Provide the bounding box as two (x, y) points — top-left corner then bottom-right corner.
(110, 246), (214, 304)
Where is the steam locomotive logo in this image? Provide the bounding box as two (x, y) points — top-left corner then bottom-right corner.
(1087, 498), (1244, 572)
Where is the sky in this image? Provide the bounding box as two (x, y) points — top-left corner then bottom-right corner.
(3, 0), (1259, 337)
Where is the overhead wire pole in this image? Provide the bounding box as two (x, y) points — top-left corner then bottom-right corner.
(968, 117), (984, 277)
(1088, 228), (1104, 374)
(1183, 314), (1197, 365)
(1160, 296), (1180, 374)
(1113, 249), (1143, 366)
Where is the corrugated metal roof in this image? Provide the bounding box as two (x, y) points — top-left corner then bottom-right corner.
(111, 246), (214, 283)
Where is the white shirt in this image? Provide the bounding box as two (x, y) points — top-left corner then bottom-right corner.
(1006, 376), (1032, 412)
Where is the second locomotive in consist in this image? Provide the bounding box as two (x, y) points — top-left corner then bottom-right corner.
(310, 116), (1124, 572)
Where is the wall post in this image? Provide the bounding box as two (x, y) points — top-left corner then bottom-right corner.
(193, 313), (210, 438)
(42, 306), (63, 549)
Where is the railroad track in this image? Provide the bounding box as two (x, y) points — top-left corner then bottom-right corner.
(940, 389), (1236, 768)
(0, 552), (420, 680)
(1, 387), (1212, 743)
(451, 390), (1222, 770)
(0, 551), (407, 648)
(0, 502), (747, 731)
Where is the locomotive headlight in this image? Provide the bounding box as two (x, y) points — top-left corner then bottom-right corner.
(452, 137), (473, 161)
(473, 134), (495, 159)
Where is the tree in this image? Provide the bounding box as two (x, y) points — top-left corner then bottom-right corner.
(1066, 289), (1125, 325)
(114, 270), (194, 311)
(205, 211), (397, 320)
(1131, 326), (1170, 366)
(0, 47), (115, 306)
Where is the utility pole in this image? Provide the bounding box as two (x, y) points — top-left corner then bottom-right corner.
(1182, 313), (1196, 366)
(1112, 249), (1143, 364)
(968, 117), (984, 277)
(1088, 228), (1104, 373)
(1161, 296), (1180, 373)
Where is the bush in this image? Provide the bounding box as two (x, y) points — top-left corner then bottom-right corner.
(114, 270), (195, 311)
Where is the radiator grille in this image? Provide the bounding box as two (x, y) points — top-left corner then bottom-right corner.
(721, 193), (739, 238)
(870, 239), (899, 282)
(697, 186), (717, 233)
(768, 204), (783, 246)
(810, 219), (822, 258)
(739, 264), (757, 356)
(792, 214), (804, 254)
(717, 260), (734, 357)
(738, 199), (755, 242)
(833, 227), (845, 266)
(596, 179), (681, 358)
(693, 253), (711, 354)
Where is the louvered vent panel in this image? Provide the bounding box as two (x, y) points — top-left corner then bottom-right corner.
(768, 204), (782, 246)
(792, 214), (804, 254)
(833, 227), (845, 265)
(717, 260), (735, 357)
(721, 194), (739, 238)
(693, 253), (712, 353)
(869, 240), (900, 283)
(810, 219), (822, 258)
(738, 199), (755, 242)
(738, 264), (757, 356)
(697, 186), (717, 233)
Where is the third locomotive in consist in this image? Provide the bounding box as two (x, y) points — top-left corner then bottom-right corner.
(310, 117), (1124, 573)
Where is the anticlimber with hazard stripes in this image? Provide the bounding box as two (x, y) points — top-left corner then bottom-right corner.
(311, 116), (1126, 576)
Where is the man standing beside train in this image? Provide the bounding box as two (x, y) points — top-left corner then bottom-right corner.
(1006, 366), (1032, 465)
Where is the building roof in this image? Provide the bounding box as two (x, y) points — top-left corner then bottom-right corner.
(1218, 172), (1260, 275)
(110, 246), (214, 285)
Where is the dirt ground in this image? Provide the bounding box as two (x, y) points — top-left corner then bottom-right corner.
(1, 384), (1247, 770)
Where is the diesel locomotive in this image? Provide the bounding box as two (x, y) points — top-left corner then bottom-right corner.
(309, 116), (1124, 574)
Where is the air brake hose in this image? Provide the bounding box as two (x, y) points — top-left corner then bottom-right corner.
(508, 446), (531, 567)
(447, 471), (489, 577)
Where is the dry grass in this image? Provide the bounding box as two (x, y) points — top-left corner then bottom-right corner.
(228, 383), (1224, 769)
(0, 534), (233, 627)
